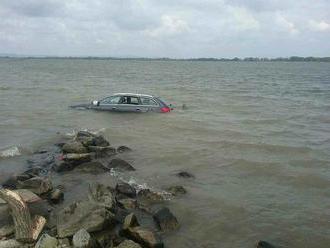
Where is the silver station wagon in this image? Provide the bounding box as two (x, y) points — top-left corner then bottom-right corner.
(87, 93), (172, 113)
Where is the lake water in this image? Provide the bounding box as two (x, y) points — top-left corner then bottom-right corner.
(1, 58), (330, 247)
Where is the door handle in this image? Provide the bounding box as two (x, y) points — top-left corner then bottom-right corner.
(136, 108), (141, 111)
(112, 107), (117, 110)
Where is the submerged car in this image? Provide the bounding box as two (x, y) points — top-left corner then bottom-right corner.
(73, 93), (172, 113)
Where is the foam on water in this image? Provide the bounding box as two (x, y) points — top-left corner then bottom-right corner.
(0, 146), (21, 158)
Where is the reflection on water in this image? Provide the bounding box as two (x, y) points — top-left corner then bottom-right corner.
(0, 59), (330, 247)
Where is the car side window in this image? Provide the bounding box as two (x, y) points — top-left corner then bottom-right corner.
(119, 96), (140, 105)
(140, 97), (159, 106)
(100, 96), (121, 104)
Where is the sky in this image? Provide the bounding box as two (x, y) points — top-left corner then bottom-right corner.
(0, 0), (330, 58)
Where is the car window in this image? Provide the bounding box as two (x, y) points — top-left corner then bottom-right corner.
(140, 97), (159, 106)
(100, 96), (121, 104)
(119, 96), (140, 105)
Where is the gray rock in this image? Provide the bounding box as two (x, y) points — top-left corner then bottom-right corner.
(62, 142), (88, 154)
(116, 146), (132, 154)
(50, 188), (64, 204)
(76, 132), (109, 148)
(87, 146), (116, 157)
(57, 238), (71, 248)
(116, 183), (136, 198)
(88, 183), (115, 210)
(166, 185), (187, 196)
(72, 229), (92, 248)
(53, 160), (75, 172)
(35, 234), (58, 248)
(74, 161), (109, 175)
(117, 198), (137, 210)
(108, 159), (135, 171)
(62, 153), (92, 165)
(125, 227), (163, 248)
(137, 189), (164, 204)
(123, 213), (139, 230)
(17, 176), (53, 195)
(175, 171), (195, 178)
(153, 207), (179, 232)
(57, 200), (114, 238)
(115, 240), (142, 248)
(0, 239), (27, 248)
(256, 240), (276, 248)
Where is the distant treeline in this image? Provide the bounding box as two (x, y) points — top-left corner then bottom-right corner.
(1, 56), (330, 62)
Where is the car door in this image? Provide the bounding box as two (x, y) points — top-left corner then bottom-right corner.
(117, 96), (143, 112)
(98, 95), (121, 111)
(140, 97), (161, 112)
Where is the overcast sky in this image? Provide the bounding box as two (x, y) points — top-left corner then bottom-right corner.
(1, 0), (330, 58)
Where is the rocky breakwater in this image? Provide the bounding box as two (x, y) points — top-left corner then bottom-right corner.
(0, 131), (183, 248)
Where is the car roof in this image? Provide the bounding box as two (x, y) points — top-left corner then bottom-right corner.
(113, 93), (154, 98)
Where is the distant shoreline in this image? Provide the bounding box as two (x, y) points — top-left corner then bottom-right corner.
(1, 56), (330, 62)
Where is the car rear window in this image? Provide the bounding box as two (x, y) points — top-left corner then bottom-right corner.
(140, 97), (159, 106)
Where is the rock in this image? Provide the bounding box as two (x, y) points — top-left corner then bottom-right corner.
(49, 188), (64, 204)
(256, 240), (276, 248)
(72, 229), (92, 248)
(62, 153), (92, 165)
(88, 183), (115, 210)
(74, 162), (109, 175)
(123, 213), (139, 230)
(2, 168), (44, 189)
(0, 204), (14, 238)
(125, 227), (163, 248)
(108, 159), (135, 171)
(117, 198), (137, 210)
(53, 160), (75, 172)
(76, 132), (109, 148)
(87, 146), (116, 157)
(57, 238), (71, 248)
(35, 234), (58, 248)
(116, 183), (136, 198)
(17, 176), (53, 195)
(166, 185), (187, 196)
(0, 224), (14, 238)
(175, 171), (195, 178)
(116, 146), (132, 154)
(137, 189), (164, 204)
(57, 200), (114, 238)
(14, 189), (41, 203)
(153, 207), (179, 232)
(62, 142), (88, 154)
(115, 240), (142, 248)
(0, 239), (26, 248)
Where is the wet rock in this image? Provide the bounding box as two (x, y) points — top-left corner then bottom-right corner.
(115, 240), (142, 248)
(29, 199), (53, 219)
(87, 146), (116, 157)
(2, 168), (44, 189)
(166, 185), (187, 196)
(57, 238), (71, 248)
(116, 183), (136, 198)
(74, 161), (109, 174)
(137, 189), (164, 204)
(108, 159), (135, 171)
(117, 146), (132, 154)
(76, 132), (109, 148)
(72, 229), (92, 248)
(125, 227), (163, 248)
(62, 142), (88, 154)
(17, 176), (53, 195)
(123, 213), (139, 230)
(117, 198), (137, 210)
(153, 207), (179, 232)
(35, 234), (58, 248)
(0, 204), (14, 238)
(88, 183), (115, 210)
(175, 171), (195, 179)
(0, 239), (26, 248)
(14, 189), (41, 203)
(256, 240), (276, 248)
(62, 153), (92, 166)
(57, 200), (114, 238)
(0, 224), (14, 239)
(49, 188), (64, 204)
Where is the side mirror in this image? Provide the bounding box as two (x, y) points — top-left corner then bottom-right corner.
(92, 100), (100, 106)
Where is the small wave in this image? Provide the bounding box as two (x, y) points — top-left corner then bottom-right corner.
(64, 128), (107, 137)
(0, 146), (21, 158)
(0, 86), (11, 91)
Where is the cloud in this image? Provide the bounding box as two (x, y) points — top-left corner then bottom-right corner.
(308, 20), (330, 32)
(0, 0), (329, 57)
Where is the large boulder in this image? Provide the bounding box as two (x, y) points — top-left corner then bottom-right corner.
(115, 240), (142, 248)
(72, 229), (92, 248)
(125, 227), (163, 248)
(17, 176), (53, 195)
(108, 159), (135, 171)
(62, 142), (88, 154)
(75, 131), (109, 147)
(56, 200), (114, 238)
(88, 183), (115, 210)
(74, 161), (109, 174)
(35, 234), (58, 248)
(153, 207), (179, 232)
(116, 183), (136, 198)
